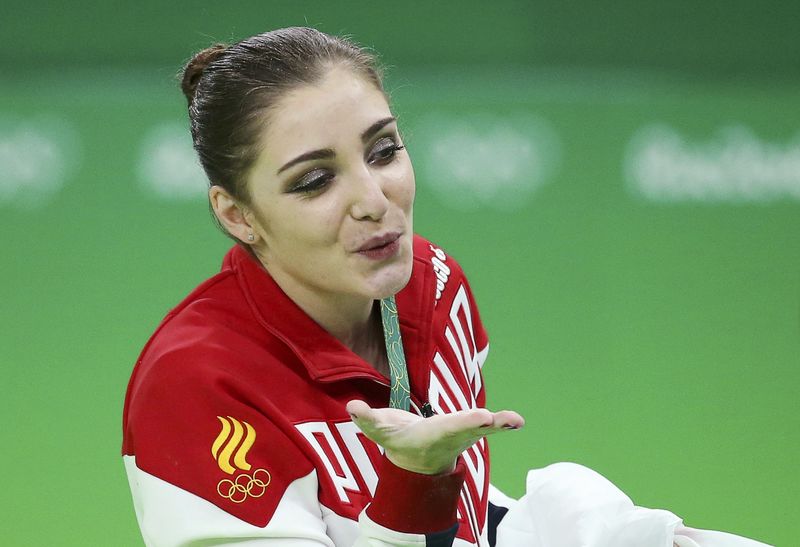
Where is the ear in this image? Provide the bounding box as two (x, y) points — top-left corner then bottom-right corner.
(209, 185), (259, 243)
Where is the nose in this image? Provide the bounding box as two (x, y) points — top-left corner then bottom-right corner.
(349, 165), (390, 221)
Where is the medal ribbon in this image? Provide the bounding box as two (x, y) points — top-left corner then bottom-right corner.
(379, 295), (411, 411)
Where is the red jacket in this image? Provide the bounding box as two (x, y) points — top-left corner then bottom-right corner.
(122, 235), (497, 546)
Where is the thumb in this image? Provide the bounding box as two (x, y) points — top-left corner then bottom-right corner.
(346, 399), (373, 422)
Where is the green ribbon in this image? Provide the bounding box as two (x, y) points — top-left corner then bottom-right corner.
(380, 295), (410, 411)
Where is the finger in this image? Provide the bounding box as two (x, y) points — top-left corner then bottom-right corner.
(415, 408), (494, 445)
(490, 410), (525, 430)
(427, 409), (524, 447)
(438, 408), (523, 434)
(465, 408), (496, 429)
(345, 399), (373, 421)
(346, 400), (383, 436)
(474, 411), (525, 438)
(346, 400), (416, 442)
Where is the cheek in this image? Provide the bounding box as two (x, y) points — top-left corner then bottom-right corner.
(254, 200), (316, 250)
(390, 160), (416, 211)
(404, 175), (416, 210)
(290, 199), (348, 248)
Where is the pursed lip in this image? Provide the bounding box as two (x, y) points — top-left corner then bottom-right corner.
(355, 231), (402, 253)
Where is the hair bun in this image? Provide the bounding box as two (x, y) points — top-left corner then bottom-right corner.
(180, 44), (228, 107)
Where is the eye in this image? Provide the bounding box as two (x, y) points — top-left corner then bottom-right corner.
(368, 136), (405, 166)
(287, 168), (334, 194)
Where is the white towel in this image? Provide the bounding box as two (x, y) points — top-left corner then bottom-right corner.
(496, 463), (772, 547)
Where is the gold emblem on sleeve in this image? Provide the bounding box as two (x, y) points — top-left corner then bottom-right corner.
(212, 416), (271, 503)
(212, 416), (256, 474)
(216, 468), (272, 504)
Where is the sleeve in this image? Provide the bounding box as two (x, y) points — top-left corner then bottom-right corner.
(123, 344), (333, 545)
(124, 456), (331, 546)
(124, 451), (467, 547)
(354, 457), (467, 547)
(123, 343), (468, 546)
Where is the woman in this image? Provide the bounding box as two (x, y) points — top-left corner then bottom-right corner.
(122, 27), (523, 547)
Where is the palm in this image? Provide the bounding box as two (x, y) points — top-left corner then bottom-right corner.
(346, 400), (524, 475)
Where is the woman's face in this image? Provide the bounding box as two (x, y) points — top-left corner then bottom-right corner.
(244, 66), (415, 304)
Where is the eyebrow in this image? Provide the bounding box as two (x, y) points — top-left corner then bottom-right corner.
(276, 116), (397, 175)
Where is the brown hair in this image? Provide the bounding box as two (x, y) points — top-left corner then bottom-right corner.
(180, 27), (384, 242)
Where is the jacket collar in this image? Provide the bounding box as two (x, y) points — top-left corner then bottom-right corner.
(222, 239), (435, 387)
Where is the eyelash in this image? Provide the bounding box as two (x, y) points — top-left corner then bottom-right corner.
(369, 137), (405, 166)
(288, 137), (405, 194)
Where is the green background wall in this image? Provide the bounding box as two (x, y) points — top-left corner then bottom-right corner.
(2, 2), (798, 545)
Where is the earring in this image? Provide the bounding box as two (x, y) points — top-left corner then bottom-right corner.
(247, 233), (255, 242)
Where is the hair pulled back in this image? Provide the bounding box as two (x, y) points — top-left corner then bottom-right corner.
(180, 27), (384, 239)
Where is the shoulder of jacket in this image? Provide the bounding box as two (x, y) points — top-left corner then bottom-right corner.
(412, 234), (470, 302)
(130, 267), (268, 383)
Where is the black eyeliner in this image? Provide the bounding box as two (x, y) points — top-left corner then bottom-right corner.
(287, 170), (332, 194)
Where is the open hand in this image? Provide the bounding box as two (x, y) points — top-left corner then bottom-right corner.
(346, 400), (524, 475)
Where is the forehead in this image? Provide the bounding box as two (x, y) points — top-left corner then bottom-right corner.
(257, 67), (392, 164)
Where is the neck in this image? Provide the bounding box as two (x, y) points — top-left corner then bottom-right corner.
(263, 264), (389, 376)
(347, 303), (390, 378)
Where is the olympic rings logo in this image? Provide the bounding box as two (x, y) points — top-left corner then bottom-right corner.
(217, 468), (271, 504)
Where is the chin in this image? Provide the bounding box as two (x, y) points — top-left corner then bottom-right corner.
(368, 258), (414, 299)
